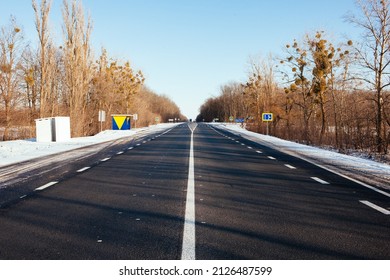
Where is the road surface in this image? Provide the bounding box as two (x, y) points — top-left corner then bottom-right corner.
(0, 123), (389, 259)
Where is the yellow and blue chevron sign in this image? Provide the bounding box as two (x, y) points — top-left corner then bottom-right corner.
(112, 115), (131, 130)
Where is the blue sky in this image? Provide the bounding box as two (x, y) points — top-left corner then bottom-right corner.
(0, 0), (361, 119)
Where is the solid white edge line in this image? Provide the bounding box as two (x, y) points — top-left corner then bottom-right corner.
(182, 126), (196, 260)
(35, 181), (58, 191)
(312, 164), (390, 197)
(77, 166), (91, 173)
(311, 177), (330, 185)
(219, 125), (390, 198)
(360, 200), (390, 215)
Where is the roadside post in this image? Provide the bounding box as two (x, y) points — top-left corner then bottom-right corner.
(98, 110), (106, 132)
(262, 113), (273, 135)
(133, 113), (138, 128)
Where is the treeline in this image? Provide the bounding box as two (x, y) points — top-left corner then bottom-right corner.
(0, 0), (185, 140)
(130, 87), (185, 128)
(198, 0), (390, 155)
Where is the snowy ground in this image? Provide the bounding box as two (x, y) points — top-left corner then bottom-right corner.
(212, 123), (390, 192)
(1, 122), (389, 192)
(0, 123), (177, 167)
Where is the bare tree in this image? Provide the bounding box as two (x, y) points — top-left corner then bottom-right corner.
(327, 40), (355, 150)
(0, 17), (24, 140)
(281, 38), (315, 143)
(32, 0), (54, 118)
(243, 55), (276, 133)
(62, 0), (93, 137)
(347, 0), (390, 153)
(20, 46), (39, 124)
(220, 82), (246, 121)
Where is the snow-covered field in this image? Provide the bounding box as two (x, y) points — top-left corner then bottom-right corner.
(0, 123), (177, 167)
(212, 123), (390, 191)
(1, 122), (389, 192)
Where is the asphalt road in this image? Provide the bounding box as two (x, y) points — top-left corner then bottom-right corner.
(0, 123), (389, 259)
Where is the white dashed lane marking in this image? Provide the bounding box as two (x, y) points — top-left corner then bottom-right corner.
(284, 164), (297, 169)
(215, 128), (390, 219)
(100, 157), (111, 162)
(35, 181), (58, 191)
(360, 200), (390, 215)
(77, 167), (91, 173)
(311, 177), (330, 185)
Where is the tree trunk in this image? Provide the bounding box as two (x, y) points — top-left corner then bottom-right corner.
(376, 89), (383, 153)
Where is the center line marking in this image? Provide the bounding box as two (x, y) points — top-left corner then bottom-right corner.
(35, 181), (58, 191)
(182, 125), (196, 260)
(100, 157), (111, 162)
(116, 151), (124, 155)
(77, 166), (91, 173)
(256, 150), (262, 154)
(311, 177), (330, 184)
(268, 156), (276, 160)
(360, 200), (390, 215)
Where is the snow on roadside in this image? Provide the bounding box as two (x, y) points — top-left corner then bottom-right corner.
(212, 123), (390, 191)
(0, 123), (178, 167)
(2, 121), (389, 191)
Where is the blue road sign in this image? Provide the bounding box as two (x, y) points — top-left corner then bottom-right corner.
(262, 113), (273, 122)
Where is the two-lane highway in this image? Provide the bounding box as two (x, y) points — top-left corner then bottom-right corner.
(0, 123), (389, 259)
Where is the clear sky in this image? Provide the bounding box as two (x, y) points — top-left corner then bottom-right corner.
(0, 0), (361, 119)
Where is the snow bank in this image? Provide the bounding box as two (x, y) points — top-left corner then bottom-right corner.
(212, 123), (390, 191)
(0, 123), (177, 167)
(2, 122), (388, 191)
